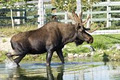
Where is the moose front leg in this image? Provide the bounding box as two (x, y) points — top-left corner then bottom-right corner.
(56, 49), (64, 64)
(46, 50), (53, 66)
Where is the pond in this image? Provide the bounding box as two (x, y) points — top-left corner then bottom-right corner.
(0, 60), (120, 80)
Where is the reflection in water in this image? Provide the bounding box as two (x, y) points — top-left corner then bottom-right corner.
(102, 53), (109, 65)
(47, 65), (64, 80)
(6, 68), (47, 80)
(5, 65), (64, 80)
(0, 62), (120, 80)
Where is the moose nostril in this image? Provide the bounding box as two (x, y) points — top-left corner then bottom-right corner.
(87, 37), (93, 44)
(90, 37), (93, 43)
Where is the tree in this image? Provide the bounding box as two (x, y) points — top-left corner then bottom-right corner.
(52, 0), (100, 12)
(53, 0), (76, 11)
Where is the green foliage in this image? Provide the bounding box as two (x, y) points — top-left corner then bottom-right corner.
(53, 0), (100, 11)
(53, 0), (76, 11)
(0, 0), (24, 8)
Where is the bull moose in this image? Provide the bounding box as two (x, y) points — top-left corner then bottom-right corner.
(6, 12), (95, 66)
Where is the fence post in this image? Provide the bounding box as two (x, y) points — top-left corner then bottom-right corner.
(14, 3), (20, 25)
(10, 9), (14, 28)
(65, 12), (68, 24)
(76, 0), (82, 14)
(23, 8), (26, 24)
(106, 0), (111, 27)
(87, 0), (90, 28)
(38, 0), (44, 28)
(87, 10), (90, 28)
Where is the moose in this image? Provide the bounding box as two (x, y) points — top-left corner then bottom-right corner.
(6, 12), (97, 66)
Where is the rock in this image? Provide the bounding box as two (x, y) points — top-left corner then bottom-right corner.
(68, 53), (74, 59)
(79, 54), (84, 58)
(110, 44), (120, 50)
(116, 44), (120, 50)
(74, 54), (79, 58)
(91, 52), (94, 56)
(87, 53), (91, 57)
(0, 37), (13, 52)
(82, 45), (95, 52)
(85, 53), (88, 57)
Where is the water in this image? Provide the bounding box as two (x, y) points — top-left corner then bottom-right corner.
(4, 59), (17, 69)
(0, 61), (120, 80)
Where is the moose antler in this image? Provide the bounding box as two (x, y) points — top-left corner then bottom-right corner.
(87, 25), (100, 33)
(67, 11), (100, 33)
(67, 11), (81, 24)
(83, 15), (91, 25)
(80, 13), (100, 33)
(72, 11), (81, 24)
(78, 12), (83, 24)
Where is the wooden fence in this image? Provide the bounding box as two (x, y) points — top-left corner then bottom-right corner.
(0, 3), (51, 26)
(0, 0), (120, 28)
(91, 30), (120, 35)
(52, 1), (120, 28)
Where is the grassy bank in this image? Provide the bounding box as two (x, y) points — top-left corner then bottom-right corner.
(63, 34), (120, 54)
(0, 25), (37, 37)
(0, 26), (120, 62)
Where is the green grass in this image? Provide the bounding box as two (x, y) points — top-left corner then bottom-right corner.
(0, 51), (7, 62)
(63, 43), (90, 55)
(0, 25), (37, 37)
(92, 34), (120, 49)
(2, 39), (7, 43)
(63, 34), (120, 54)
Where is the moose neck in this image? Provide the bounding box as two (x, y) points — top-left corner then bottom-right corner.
(59, 23), (77, 45)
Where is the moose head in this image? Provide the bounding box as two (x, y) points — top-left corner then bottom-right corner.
(68, 11), (95, 45)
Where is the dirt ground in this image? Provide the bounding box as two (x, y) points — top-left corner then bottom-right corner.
(0, 37), (13, 52)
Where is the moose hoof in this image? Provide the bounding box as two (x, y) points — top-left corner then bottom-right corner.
(16, 64), (20, 67)
(5, 53), (12, 59)
(46, 63), (50, 66)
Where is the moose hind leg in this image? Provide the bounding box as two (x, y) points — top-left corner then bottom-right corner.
(6, 52), (14, 61)
(14, 54), (26, 66)
(13, 49), (27, 66)
(6, 48), (27, 67)
(6, 52), (25, 67)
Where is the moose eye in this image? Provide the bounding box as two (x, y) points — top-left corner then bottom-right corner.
(77, 26), (81, 30)
(78, 26), (81, 29)
(78, 26), (84, 32)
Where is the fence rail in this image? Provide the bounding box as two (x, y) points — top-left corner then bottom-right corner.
(93, 1), (120, 6)
(91, 30), (120, 35)
(52, 1), (120, 27)
(0, 1), (120, 27)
